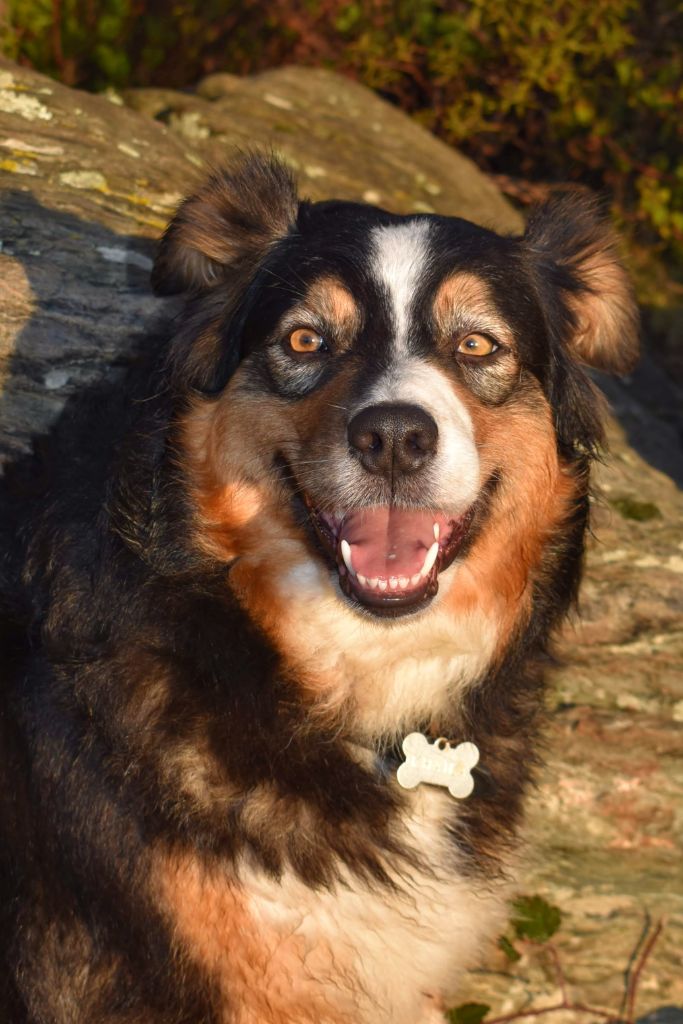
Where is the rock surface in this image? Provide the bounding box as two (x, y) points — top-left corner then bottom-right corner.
(0, 57), (681, 1019)
(122, 65), (520, 230)
(458, 413), (683, 1016)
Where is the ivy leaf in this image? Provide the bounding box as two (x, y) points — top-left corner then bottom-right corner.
(511, 895), (562, 943)
(446, 1003), (491, 1024)
(498, 934), (522, 962)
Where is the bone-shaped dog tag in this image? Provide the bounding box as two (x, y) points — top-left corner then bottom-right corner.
(396, 733), (479, 799)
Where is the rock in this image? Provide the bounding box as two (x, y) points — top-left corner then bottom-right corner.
(0, 58), (199, 464)
(195, 72), (244, 100)
(123, 65), (522, 229)
(457, 415), (683, 1014)
(0, 56), (681, 1019)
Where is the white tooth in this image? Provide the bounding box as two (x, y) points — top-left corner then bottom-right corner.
(340, 539), (355, 576)
(389, 577), (399, 590)
(368, 577), (378, 589)
(410, 573), (422, 586)
(399, 576), (409, 589)
(433, 523), (440, 541)
(357, 573), (368, 587)
(421, 542), (439, 577)
(378, 579), (388, 591)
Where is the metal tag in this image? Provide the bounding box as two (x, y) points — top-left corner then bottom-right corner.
(396, 732), (479, 799)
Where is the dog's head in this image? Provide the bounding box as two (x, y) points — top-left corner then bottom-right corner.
(151, 154), (637, 728)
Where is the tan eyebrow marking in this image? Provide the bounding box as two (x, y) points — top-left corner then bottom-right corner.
(299, 276), (361, 334)
(433, 272), (512, 340)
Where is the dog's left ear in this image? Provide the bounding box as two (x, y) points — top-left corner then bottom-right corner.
(151, 154), (299, 295)
(524, 194), (639, 374)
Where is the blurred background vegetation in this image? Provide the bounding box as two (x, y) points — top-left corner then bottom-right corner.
(1, 0), (682, 301)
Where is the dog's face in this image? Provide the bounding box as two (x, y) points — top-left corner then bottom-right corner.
(152, 156), (637, 730)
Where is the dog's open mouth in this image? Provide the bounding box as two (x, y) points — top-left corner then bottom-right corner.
(306, 503), (473, 615)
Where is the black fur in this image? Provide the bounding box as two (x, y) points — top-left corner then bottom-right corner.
(0, 155), (638, 1022)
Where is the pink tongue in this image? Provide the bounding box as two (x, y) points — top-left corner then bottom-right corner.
(340, 507), (437, 579)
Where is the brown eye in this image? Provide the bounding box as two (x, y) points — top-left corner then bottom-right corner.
(288, 328), (326, 354)
(456, 334), (498, 358)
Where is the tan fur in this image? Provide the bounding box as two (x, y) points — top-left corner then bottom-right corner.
(433, 272), (513, 344)
(178, 389), (289, 564)
(156, 849), (356, 1024)
(155, 793), (508, 1024)
(301, 276), (361, 338)
(569, 247), (639, 373)
(449, 385), (579, 655)
(524, 193), (639, 374)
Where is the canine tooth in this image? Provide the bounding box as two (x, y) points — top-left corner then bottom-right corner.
(378, 579), (388, 591)
(389, 577), (399, 590)
(398, 576), (409, 589)
(340, 539), (355, 576)
(368, 577), (378, 589)
(433, 523), (440, 541)
(357, 573), (368, 587)
(410, 573), (422, 586)
(421, 542), (439, 577)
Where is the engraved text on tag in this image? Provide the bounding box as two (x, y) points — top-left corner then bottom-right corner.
(396, 733), (479, 799)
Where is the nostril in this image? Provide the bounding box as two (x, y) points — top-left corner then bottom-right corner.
(356, 430), (382, 454)
(407, 429), (434, 454)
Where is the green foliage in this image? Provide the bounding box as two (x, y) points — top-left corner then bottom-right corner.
(449, 895), (561, 1021)
(510, 894), (562, 943)
(446, 1002), (491, 1024)
(5, 0), (132, 87)
(448, 910), (669, 1024)
(498, 934), (522, 962)
(2, 0), (682, 285)
(329, 0), (683, 283)
(610, 496), (663, 522)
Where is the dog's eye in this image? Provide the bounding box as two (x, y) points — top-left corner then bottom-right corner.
(288, 328), (327, 354)
(456, 334), (498, 358)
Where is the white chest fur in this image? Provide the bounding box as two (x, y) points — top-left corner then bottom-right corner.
(271, 557), (496, 740)
(240, 785), (508, 1024)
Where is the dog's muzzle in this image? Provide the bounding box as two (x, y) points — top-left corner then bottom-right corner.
(300, 403), (476, 616)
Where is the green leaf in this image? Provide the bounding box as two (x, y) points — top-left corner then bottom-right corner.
(573, 97), (595, 125)
(511, 895), (562, 943)
(447, 1003), (491, 1024)
(498, 934), (522, 962)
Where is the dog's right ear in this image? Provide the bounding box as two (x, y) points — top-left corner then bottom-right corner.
(151, 154), (299, 295)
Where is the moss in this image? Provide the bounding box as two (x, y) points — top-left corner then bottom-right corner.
(610, 495), (662, 522)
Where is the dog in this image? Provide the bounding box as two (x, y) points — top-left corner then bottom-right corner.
(0, 153), (638, 1024)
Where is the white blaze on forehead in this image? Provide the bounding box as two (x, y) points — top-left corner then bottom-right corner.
(361, 357), (480, 512)
(371, 220), (432, 354)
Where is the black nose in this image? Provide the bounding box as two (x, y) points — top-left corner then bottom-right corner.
(347, 403), (438, 478)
